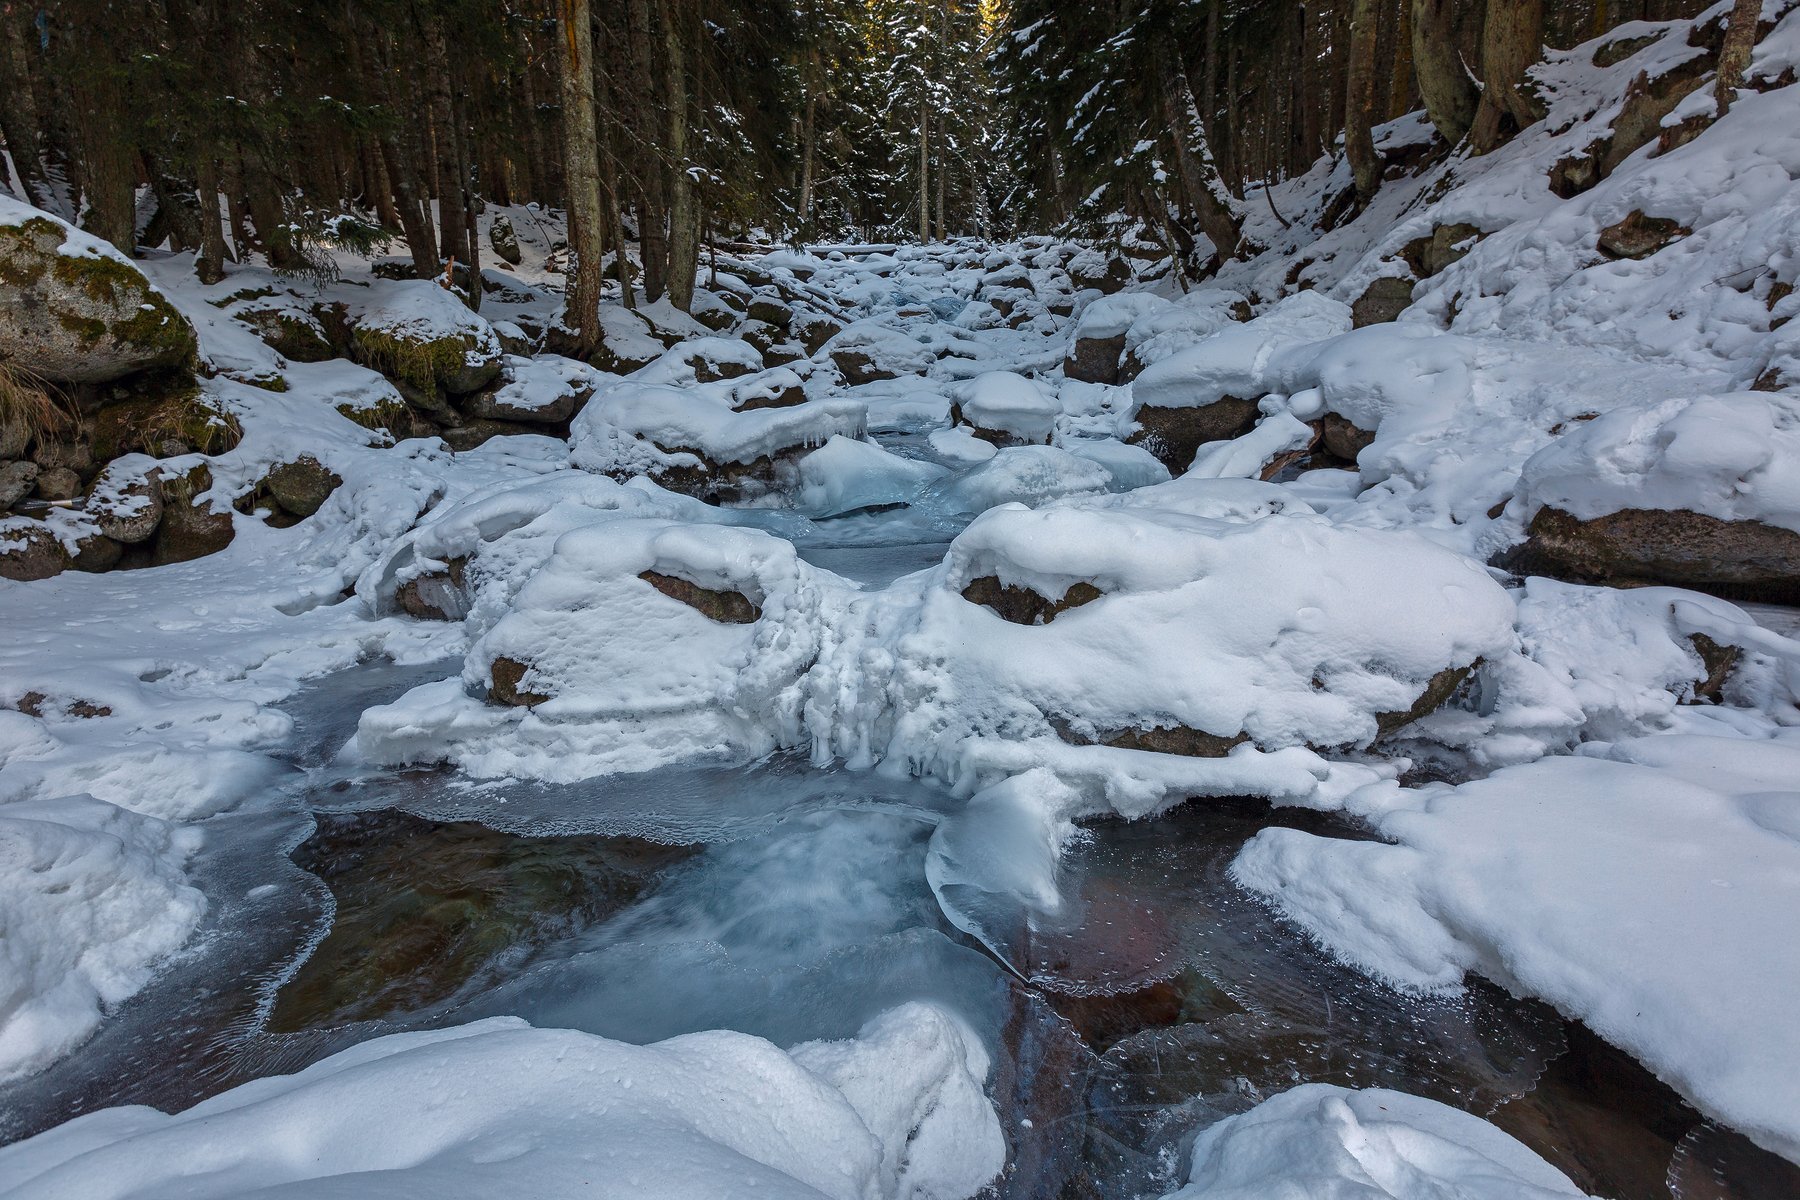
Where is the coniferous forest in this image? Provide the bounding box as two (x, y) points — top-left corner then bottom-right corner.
(3, 1), (1800, 1198)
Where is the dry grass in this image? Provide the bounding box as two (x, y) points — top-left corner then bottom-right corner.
(0, 361), (76, 454)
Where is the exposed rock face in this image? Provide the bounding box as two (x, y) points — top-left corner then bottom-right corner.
(1318, 412), (1376, 463)
(1400, 223), (1484, 279)
(397, 557), (469, 621)
(1503, 506), (1800, 603)
(1128, 397), (1261, 471)
(962, 576), (1103, 625)
(1374, 664), (1473, 736)
(263, 456), (342, 518)
(831, 349), (896, 386)
(0, 461), (37, 509)
(0, 520), (66, 581)
(489, 656), (549, 707)
(153, 464), (235, 564)
(639, 570), (762, 623)
(1597, 211), (1690, 260)
(1548, 52), (1710, 198)
(1350, 275), (1416, 327)
(487, 216), (523, 266)
(0, 214), (198, 383)
(1065, 333), (1126, 385)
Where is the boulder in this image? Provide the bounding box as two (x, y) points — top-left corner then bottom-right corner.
(90, 390), (241, 460)
(0, 461), (37, 509)
(831, 349), (897, 386)
(791, 311), (843, 355)
(0, 202), (197, 384)
(961, 577), (1101, 625)
(1399, 223), (1484, 279)
(1597, 210), (1690, 260)
(263, 456), (342, 519)
(397, 557), (469, 621)
(1067, 249), (1131, 294)
(638, 570), (761, 624)
(33, 466), (80, 501)
(1350, 275), (1416, 327)
(0, 519), (66, 581)
(1318, 412), (1376, 463)
(88, 466), (164, 543)
(234, 304), (335, 362)
(487, 215), (523, 266)
(69, 533), (122, 572)
(350, 282), (504, 402)
(1064, 333), (1126, 385)
(1127, 397), (1261, 471)
(1502, 506), (1800, 603)
(153, 464), (235, 564)
(442, 420), (532, 452)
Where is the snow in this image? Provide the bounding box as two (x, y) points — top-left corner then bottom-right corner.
(570, 381), (866, 477)
(1159, 1084), (1593, 1200)
(0, 1004), (1003, 1200)
(795, 436), (947, 517)
(0, 794), (203, 1084)
(952, 370), (1059, 443)
(1233, 731), (1800, 1162)
(1516, 392), (1800, 532)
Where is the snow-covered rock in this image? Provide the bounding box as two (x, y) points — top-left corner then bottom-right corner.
(0, 1004), (1004, 1200)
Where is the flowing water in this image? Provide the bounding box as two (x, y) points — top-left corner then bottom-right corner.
(4, 455), (1798, 1200)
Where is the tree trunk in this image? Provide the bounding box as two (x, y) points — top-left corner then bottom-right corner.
(628, 0), (667, 302)
(1389, 0), (1417, 119)
(558, 0), (606, 354)
(0, 9), (55, 210)
(918, 96), (930, 244)
(1715, 0), (1762, 114)
(1413, 0), (1479, 144)
(1159, 58), (1245, 265)
(1470, 0), (1544, 153)
(195, 152), (230, 284)
(798, 85), (817, 232)
(1346, 0), (1382, 204)
(662, 0), (698, 311)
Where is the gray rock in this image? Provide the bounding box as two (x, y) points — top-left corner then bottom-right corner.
(0, 460), (37, 509)
(1351, 276), (1416, 327)
(0, 213), (197, 383)
(89, 468), (164, 543)
(487, 216), (523, 266)
(33, 466), (81, 501)
(263, 456), (342, 519)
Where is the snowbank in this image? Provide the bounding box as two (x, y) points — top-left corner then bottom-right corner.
(0, 1004), (1004, 1200)
(1233, 732), (1800, 1161)
(0, 794), (204, 1083)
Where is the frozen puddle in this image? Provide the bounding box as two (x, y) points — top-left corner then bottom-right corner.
(4, 653), (1796, 1199)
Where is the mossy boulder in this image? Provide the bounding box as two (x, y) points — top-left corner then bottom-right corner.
(262, 456), (342, 519)
(234, 303), (335, 362)
(0, 211), (197, 384)
(349, 282), (504, 404)
(153, 463), (235, 564)
(90, 389), (242, 460)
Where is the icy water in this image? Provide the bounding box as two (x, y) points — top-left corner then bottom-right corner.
(5, 487), (1799, 1200)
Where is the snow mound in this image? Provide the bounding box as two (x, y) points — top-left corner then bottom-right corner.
(1161, 1084), (1592, 1199)
(0, 1004), (1003, 1200)
(795, 436), (947, 517)
(570, 381), (865, 479)
(1233, 732), (1800, 1161)
(0, 794), (204, 1083)
(1517, 392), (1800, 532)
(952, 370), (1060, 443)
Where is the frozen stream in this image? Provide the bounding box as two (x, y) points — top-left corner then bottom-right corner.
(3, 481), (1798, 1200)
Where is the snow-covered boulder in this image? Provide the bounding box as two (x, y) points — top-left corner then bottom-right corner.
(1119, 287), (1249, 379)
(1159, 1084), (1594, 1199)
(467, 354), (598, 425)
(1065, 293), (1167, 384)
(1507, 393), (1800, 599)
(950, 371), (1059, 445)
(889, 504), (1515, 787)
(0, 196), (196, 384)
(590, 305), (669, 374)
(348, 280), (503, 403)
(1233, 732), (1800, 1163)
(795, 436), (946, 517)
(0, 1004), (1004, 1200)
(826, 320), (935, 385)
(570, 381), (865, 502)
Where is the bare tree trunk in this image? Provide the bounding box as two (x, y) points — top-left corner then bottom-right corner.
(918, 96), (930, 244)
(627, 0), (667, 302)
(1413, 0), (1478, 144)
(1715, 0), (1762, 115)
(558, 0), (606, 354)
(0, 10), (55, 210)
(663, 0), (698, 311)
(195, 152), (230, 284)
(798, 85), (817, 231)
(1389, 0), (1417, 118)
(1470, 0), (1544, 152)
(1160, 58), (1245, 264)
(1346, 0), (1382, 204)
